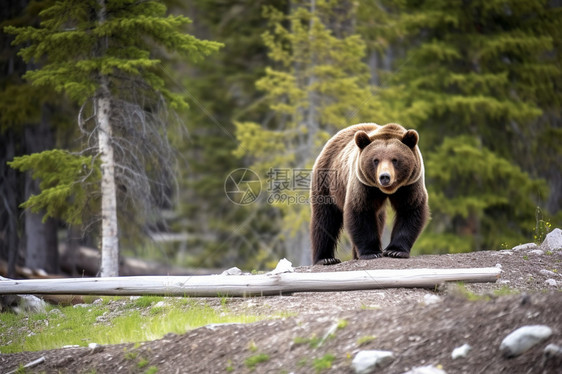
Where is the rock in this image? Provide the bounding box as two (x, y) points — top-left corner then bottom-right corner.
(544, 279), (558, 287)
(539, 269), (558, 277)
(451, 343), (471, 359)
(352, 350), (394, 373)
(423, 294), (442, 305)
(13, 295), (47, 314)
(88, 342), (103, 353)
(544, 344), (562, 368)
(221, 267), (242, 275)
(48, 308), (64, 317)
(542, 228), (562, 251)
(529, 249), (544, 255)
(544, 343), (562, 359)
(401, 365), (447, 374)
(500, 325), (553, 358)
(267, 258), (294, 275)
(512, 243), (538, 251)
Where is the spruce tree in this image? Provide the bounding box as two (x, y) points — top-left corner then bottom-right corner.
(6, 0), (222, 276)
(374, 0), (560, 251)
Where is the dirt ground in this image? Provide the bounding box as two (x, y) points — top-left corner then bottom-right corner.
(1, 245), (561, 374)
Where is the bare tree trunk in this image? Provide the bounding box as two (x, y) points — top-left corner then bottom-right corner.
(24, 105), (58, 273)
(95, 0), (119, 277)
(0, 135), (21, 278)
(24, 179), (58, 273)
(0, 267), (502, 297)
(97, 93), (119, 277)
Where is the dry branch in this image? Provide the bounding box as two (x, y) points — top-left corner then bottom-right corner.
(0, 267), (500, 297)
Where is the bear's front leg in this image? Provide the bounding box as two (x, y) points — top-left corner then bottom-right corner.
(385, 183), (429, 258)
(344, 204), (384, 260)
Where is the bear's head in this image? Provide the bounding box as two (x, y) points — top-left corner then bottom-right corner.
(354, 124), (421, 194)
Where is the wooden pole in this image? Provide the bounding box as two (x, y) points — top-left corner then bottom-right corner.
(0, 268), (500, 297)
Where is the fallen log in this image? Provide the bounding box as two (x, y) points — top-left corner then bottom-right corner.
(0, 267), (500, 297)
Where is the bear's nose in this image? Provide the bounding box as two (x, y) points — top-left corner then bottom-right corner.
(379, 173), (391, 186)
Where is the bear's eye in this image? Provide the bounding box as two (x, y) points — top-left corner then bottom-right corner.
(373, 159), (379, 166)
(392, 158), (398, 166)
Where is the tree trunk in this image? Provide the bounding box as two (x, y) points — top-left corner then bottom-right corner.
(24, 105), (58, 273)
(0, 267), (502, 297)
(96, 0), (119, 277)
(97, 94), (119, 277)
(0, 135), (21, 278)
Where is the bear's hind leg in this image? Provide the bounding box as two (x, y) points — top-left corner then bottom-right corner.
(310, 203), (343, 265)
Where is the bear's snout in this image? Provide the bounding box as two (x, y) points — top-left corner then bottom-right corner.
(379, 172), (391, 186)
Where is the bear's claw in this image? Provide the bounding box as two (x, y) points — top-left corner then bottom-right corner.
(358, 253), (383, 260)
(383, 250), (410, 258)
(319, 258), (341, 266)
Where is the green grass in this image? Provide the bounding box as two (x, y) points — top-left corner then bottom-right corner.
(313, 354), (335, 372)
(0, 297), (274, 354)
(293, 335), (322, 349)
(244, 353), (269, 370)
(357, 335), (377, 347)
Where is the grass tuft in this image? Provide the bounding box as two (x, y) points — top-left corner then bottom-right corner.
(244, 353), (269, 370)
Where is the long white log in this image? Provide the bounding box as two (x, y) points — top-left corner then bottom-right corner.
(0, 268), (500, 297)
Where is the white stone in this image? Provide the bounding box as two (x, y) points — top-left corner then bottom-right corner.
(423, 294), (442, 305)
(529, 249), (544, 255)
(401, 365), (447, 374)
(500, 325), (553, 358)
(512, 243), (538, 251)
(451, 343), (471, 359)
(88, 343), (99, 349)
(14, 295), (47, 314)
(544, 344), (562, 359)
(204, 323), (238, 331)
(352, 350), (395, 373)
(221, 267), (242, 275)
(545, 279), (558, 287)
(539, 269), (558, 277)
(267, 258), (294, 275)
(542, 228), (562, 251)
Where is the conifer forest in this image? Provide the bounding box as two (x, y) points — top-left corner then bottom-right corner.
(1, 0), (561, 275)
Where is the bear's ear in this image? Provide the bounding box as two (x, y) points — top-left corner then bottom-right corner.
(402, 130), (419, 148)
(355, 131), (372, 150)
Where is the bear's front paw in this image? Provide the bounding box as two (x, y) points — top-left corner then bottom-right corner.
(382, 249), (410, 258)
(358, 253), (383, 260)
(317, 258), (341, 266)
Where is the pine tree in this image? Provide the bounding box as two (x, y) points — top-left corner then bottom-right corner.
(374, 0), (560, 251)
(235, 0), (380, 265)
(5, 0), (222, 276)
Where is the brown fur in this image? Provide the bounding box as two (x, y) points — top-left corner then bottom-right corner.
(310, 123), (429, 265)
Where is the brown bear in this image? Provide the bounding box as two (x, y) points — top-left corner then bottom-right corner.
(310, 123), (429, 265)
